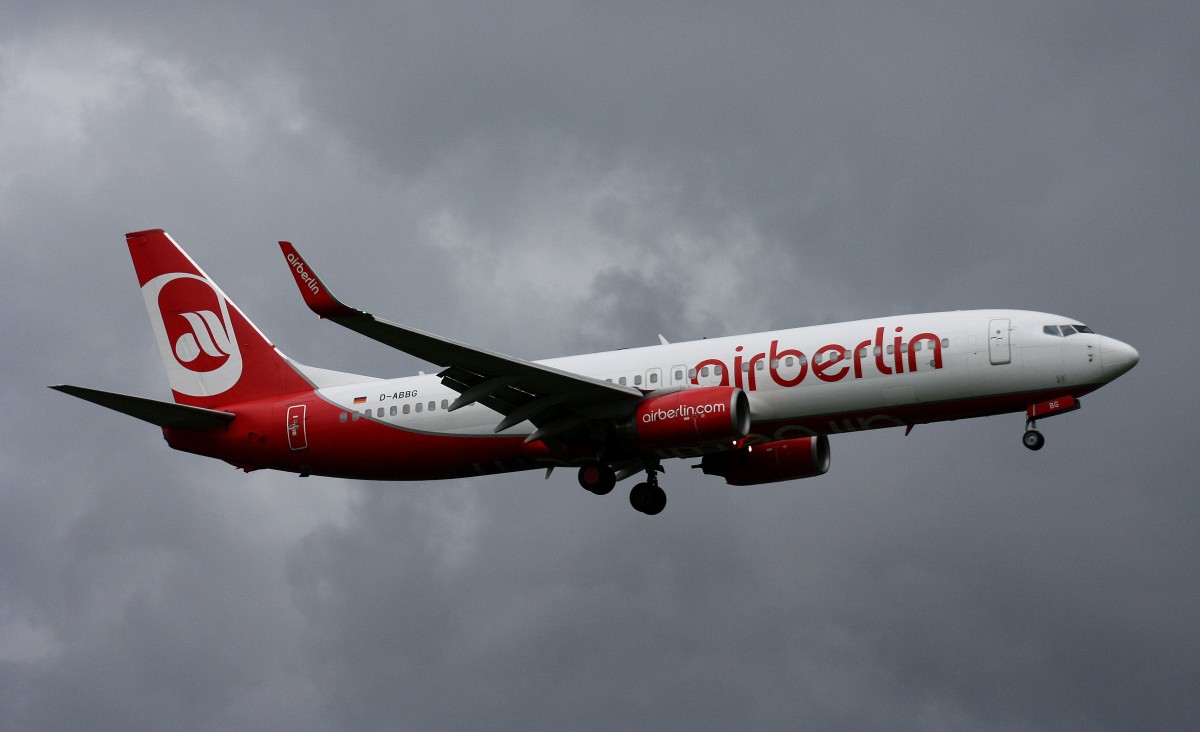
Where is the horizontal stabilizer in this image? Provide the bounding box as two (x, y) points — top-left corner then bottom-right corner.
(49, 385), (235, 430)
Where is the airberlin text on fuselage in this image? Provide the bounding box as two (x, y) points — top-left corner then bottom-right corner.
(694, 326), (944, 391)
(641, 401), (727, 424)
(285, 253), (321, 296)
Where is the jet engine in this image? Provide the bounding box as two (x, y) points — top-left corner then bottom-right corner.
(699, 435), (830, 486)
(622, 386), (750, 449)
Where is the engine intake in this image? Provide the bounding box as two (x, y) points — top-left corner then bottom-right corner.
(700, 435), (831, 486)
(623, 386), (750, 449)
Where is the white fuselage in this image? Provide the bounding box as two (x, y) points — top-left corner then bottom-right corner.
(313, 309), (1135, 443)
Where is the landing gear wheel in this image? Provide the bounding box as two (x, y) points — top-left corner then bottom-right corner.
(577, 462), (616, 495)
(629, 482), (667, 515)
(1022, 429), (1045, 451)
(646, 485), (666, 515)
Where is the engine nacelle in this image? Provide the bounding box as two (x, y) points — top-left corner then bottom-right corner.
(622, 386), (750, 449)
(699, 435), (831, 486)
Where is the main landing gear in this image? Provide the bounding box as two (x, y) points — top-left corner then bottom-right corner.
(577, 461), (616, 495)
(577, 461), (666, 515)
(628, 465), (667, 516)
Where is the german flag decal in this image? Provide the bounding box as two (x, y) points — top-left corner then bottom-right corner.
(353, 396), (367, 405)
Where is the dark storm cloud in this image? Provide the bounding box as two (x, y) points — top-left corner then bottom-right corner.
(2, 2), (1197, 730)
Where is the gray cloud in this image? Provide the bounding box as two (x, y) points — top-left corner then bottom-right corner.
(2, 2), (1196, 730)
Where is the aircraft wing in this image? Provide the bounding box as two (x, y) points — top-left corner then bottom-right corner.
(279, 242), (642, 443)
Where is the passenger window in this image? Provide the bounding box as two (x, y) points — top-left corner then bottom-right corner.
(619, 376), (628, 385)
(700, 367), (709, 377)
(914, 341), (922, 352)
(785, 356), (794, 367)
(674, 370), (683, 381)
(715, 365), (724, 376)
(339, 412), (347, 423)
(941, 338), (949, 348)
(634, 374), (642, 386)
(441, 399), (449, 409)
(649, 372), (659, 384)
(376, 408), (384, 417)
(688, 368), (697, 379)
(428, 401), (436, 411)
(415, 403), (422, 413)
(886, 345), (894, 355)
(403, 404), (410, 414)
(873, 346), (882, 356)
(352, 412), (360, 421)
(741, 362), (750, 372)
(756, 360), (764, 370)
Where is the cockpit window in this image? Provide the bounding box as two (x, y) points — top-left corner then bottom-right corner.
(1044, 323), (1095, 337)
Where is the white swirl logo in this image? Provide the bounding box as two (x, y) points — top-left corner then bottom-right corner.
(142, 272), (244, 397)
(174, 310), (235, 363)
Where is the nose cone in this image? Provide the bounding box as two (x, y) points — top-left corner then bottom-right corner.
(1099, 336), (1139, 380)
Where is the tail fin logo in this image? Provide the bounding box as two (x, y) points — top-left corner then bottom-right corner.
(142, 272), (244, 397)
(174, 310), (234, 364)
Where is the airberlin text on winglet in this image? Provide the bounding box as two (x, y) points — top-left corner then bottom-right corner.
(278, 241), (360, 319)
(694, 327), (945, 391)
(285, 251), (321, 296)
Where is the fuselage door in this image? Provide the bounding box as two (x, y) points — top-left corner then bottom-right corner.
(988, 319), (1011, 365)
(286, 404), (308, 451)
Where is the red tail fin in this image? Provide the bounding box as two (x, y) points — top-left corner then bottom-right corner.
(127, 229), (310, 408)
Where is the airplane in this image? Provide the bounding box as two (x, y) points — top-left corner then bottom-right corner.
(51, 229), (1140, 515)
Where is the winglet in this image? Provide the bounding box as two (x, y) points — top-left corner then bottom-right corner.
(278, 241), (361, 319)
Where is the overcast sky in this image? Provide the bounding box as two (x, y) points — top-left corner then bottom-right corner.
(2, 2), (1197, 730)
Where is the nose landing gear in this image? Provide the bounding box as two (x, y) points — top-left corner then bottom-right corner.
(1021, 395), (1081, 450)
(1022, 428), (1045, 451)
(1023, 411), (1045, 451)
